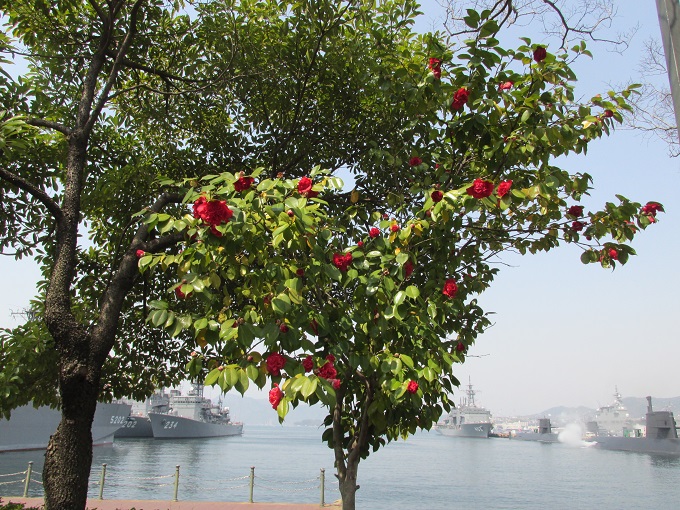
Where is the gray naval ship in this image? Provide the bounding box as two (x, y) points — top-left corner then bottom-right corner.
(592, 396), (680, 455)
(0, 402), (131, 452)
(114, 389), (170, 438)
(435, 380), (492, 438)
(149, 383), (243, 438)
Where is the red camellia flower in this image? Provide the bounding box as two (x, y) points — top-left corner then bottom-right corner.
(136, 249), (145, 258)
(567, 205), (584, 217)
(331, 379), (341, 390)
(499, 81), (513, 91)
(279, 323), (289, 333)
(234, 176), (254, 192)
(390, 224), (400, 233)
(326, 354), (335, 362)
(317, 361), (337, 380)
(409, 156), (423, 167)
(428, 57), (442, 79)
(641, 202), (664, 217)
(533, 46), (547, 62)
(407, 380), (419, 394)
(466, 178), (494, 199)
(571, 221), (585, 232)
(442, 278), (458, 299)
(404, 260), (414, 278)
(332, 252), (353, 271)
(496, 180), (512, 198)
(298, 176), (313, 194)
(266, 352), (286, 376)
(369, 227), (380, 238)
(175, 286), (190, 299)
(297, 176), (319, 198)
(451, 87), (470, 110)
(269, 384), (283, 410)
(357, 241), (364, 247)
(431, 190), (444, 203)
(193, 196), (233, 231)
(296, 268), (304, 277)
(302, 355), (314, 373)
(608, 248), (619, 260)
(456, 341), (466, 353)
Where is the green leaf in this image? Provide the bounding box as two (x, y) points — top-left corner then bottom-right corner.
(399, 354), (414, 369)
(277, 399), (289, 420)
(324, 264), (343, 281)
(394, 291), (406, 306)
(235, 370), (250, 394)
(301, 377), (318, 399)
(405, 285), (420, 299)
(246, 364), (260, 381)
(205, 368), (221, 386)
(272, 294), (292, 314)
(225, 367), (239, 387)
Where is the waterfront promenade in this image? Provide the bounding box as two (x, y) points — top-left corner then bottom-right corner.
(4, 498), (339, 509)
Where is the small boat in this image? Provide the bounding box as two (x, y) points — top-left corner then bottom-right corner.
(592, 396), (680, 455)
(149, 383), (243, 439)
(0, 402), (131, 452)
(435, 379), (492, 438)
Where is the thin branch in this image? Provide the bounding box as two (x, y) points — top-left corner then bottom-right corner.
(85, 0), (146, 135)
(0, 167), (63, 221)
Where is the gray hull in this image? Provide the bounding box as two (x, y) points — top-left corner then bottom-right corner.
(593, 437), (680, 455)
(0, 402), (131, 452)
(114, 416), (154, 438)
(512, 432), (561, 443)
(149, 413), (243, 438)
(436, 422), (491, 438)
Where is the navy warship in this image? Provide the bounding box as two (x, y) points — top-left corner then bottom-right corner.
(149, 383), (243, 438)
(592, 396), (680, 455)
(435, 380), (492, 438)
(0, 402), (131, 452)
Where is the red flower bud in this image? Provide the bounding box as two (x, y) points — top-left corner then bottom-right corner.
(533, 46), (547, 62)
(136, 250), (145, 258)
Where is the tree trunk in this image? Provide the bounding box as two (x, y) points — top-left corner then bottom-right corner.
(338, 458), (360, 510)
(43, 363), (99, 510)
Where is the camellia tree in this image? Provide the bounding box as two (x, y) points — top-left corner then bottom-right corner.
(138, 13), (663, 510)
(0, 1), (664, 509)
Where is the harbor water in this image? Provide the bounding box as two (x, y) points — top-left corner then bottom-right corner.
(1, 425), (679, 509)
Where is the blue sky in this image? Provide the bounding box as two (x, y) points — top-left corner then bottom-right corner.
(2, 1), (678, 416)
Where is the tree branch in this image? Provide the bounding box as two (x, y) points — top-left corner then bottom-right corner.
(0, 167), (63, 221)
(26, 118), (72, 137)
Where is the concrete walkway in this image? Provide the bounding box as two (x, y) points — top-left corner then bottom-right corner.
(3, 497), (340, 509)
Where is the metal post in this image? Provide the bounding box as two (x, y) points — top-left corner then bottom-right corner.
(249, 466), (255, 503)
(22, 462), (33, 497)
(656, 0), (680, 142)
(98, 464), (107, 500)
(173, 465), (180, 502)
(320, 468), (325, 507)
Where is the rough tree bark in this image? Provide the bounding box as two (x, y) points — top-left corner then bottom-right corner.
(333, 379), (374, 510)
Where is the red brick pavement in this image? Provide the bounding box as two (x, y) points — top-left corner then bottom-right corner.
(4, 497), (341, 509)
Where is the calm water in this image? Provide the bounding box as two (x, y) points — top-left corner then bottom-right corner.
(1, 426), (679, 509)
